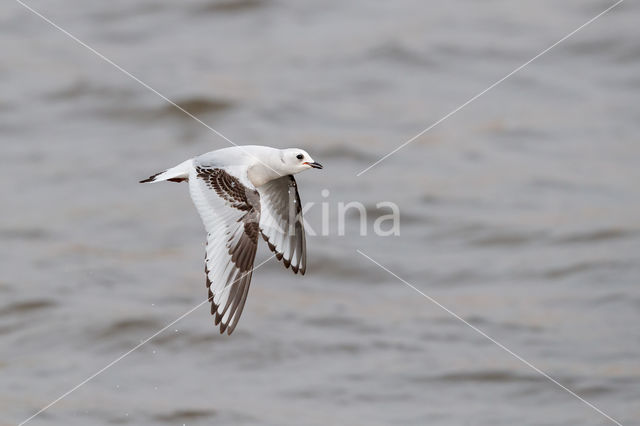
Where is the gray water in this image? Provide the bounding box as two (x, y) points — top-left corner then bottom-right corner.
(1, 0), (639, 425)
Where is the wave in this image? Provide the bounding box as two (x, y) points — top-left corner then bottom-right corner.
(154, 408), (216, 423)
(191, 0), (268, 14)
(553, 228), (635, 244)
(0, 299), (56, 316)
(433, 370), (544, 383)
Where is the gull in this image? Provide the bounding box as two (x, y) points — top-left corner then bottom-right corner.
(140, 145), (323, 334)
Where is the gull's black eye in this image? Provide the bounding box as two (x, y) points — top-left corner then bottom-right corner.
(296, 154), (304, 160)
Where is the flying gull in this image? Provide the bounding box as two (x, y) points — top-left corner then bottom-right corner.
(141, 145), (323, 334)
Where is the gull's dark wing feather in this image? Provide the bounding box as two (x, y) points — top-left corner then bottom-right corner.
(257, 175), (306, 274)
(189, 166), (260, 335)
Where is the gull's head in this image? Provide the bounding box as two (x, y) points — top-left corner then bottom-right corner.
(280, 148), (323, 174)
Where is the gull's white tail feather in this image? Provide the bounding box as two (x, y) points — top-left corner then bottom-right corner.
(140, 159), (193, 183)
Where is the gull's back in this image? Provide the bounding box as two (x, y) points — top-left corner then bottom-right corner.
(195, 145), (278, 169)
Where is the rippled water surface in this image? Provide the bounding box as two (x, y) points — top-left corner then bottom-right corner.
(2, 0), (639, 425)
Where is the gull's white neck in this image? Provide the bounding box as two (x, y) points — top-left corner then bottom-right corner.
(246, 148), (287, 187)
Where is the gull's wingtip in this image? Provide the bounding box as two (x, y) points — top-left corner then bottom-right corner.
(139, 172), (162, 183)
(139, 170), (188, 184)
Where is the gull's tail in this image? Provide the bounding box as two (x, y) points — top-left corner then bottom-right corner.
(139, 159), (192, 183)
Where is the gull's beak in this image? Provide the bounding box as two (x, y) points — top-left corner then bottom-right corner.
(305, 161), (323, 169)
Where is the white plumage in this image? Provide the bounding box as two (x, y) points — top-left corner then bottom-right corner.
(141, 145), (322, 334)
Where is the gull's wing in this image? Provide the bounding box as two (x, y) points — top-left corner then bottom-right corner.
(189, 165), (261, 335)
(257, 175), (306, 274)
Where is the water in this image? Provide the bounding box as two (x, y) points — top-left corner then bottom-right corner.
(1, 0), (639, 424)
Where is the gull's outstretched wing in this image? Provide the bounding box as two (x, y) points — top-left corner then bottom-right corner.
(257, 175), (306, 274)
(189, 166), (261, 335)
